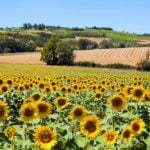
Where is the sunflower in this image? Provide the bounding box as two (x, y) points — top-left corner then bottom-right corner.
(5, 126), (17, 140)
(130, 118), (145, 135)
(18, 85), (25, 92)
(60, 86), (67, 93)
(23, 98), (33, 104)
(70, 105), (87, 121)
(107, 95), (126, 110)
(31, 92), (42, 102)
(144, 91), (150, 102)
(80, 115), (101, 138)
(44, 87), (51, 94)
(19, 103), (38, 122)
(0, 101), (10, 122)
(38, 82), (45, 90)
(35, 101), (52, 118)
(100, 86), (106, 93)
(94, 92), (103, 100)
(24, 83), (30, 91)
(51, 86), (57, 92)
(33, 126), (57, 149)
(120, 127), (134, 141)
(131, 87), (145, 101)
(67, 87), (72, 93)
(75, 90), (80, 95)
(6, 79), (13, 86)
(103, 129), (118, 145)
(0, 78), (3, 85)
(0, 84), (9, 94)
(55, 97), (69, 109)
(124, 86), (133, 96)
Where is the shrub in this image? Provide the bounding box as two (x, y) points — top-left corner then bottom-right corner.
(99, 40), (113, 49)
(78, 39), (98, 50)
(137, 50), (150, 71)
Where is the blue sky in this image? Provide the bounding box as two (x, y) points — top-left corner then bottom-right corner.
(0, 0), (149, 34)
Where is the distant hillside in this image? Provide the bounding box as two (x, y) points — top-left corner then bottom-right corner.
(1, 25), (150, 54)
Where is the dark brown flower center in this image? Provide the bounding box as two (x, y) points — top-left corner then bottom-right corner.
(123, 130), (130, 138)
(38, 104), (48, 113)
(85, 121), (96, 132)
(112, 97), (123, 107)
(2, 86), (8, 92)
(107, 135), (114, 141)
(132, 123), (140, 131)
(41, 131), (51, 143)
(24, 107), (34, 116)
(96, 93), (101, 99)
(58, 99), (66, 106)
(74, 108), (82, 116)
(134, 89), (143, 98)
(33, 94), (41, 101)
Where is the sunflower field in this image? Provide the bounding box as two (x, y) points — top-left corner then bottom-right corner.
(0, 64), (150, 150)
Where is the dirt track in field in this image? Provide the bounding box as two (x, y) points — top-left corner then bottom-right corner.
(0, 47), (149, 66)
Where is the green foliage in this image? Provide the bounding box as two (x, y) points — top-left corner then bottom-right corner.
(74, 61), (135, 69)
(0, 37), (36, 53)
(57, 42), (74, 65)
(137, 50), (150, 71)
(41, 37), (74, 65)
(78, 39), (98, 50)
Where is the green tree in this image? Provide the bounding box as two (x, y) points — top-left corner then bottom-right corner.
(57, 42), (74, 65)
(41, 37), (74, 65)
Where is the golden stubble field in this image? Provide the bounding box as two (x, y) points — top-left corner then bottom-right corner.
(0, 47), (149, 66)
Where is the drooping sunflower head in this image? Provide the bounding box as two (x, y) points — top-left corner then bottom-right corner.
(0, 101), (10, 122)
(23, 98), (33, 105)
(70, 105), (87, 121)
(130, 118), (145, 135)
(55, 97), (69, 109)
(33, 126), (57, 149)
(94, 92), (103, 100)
(103, 129), (118, 145)
(31, 92), (42, 102)
(35, 100), (52, 118)
(108, 95), (126, 111)
(19, 103), (38, 122)
(131, 87), (145, 101)
(120, 127), (134, 141)
(0, 84), (9, 94)
(5, 126), (17, 140)
(80, 115), (101, 138)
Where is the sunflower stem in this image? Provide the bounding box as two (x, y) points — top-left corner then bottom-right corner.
(11, 139), (14, 150)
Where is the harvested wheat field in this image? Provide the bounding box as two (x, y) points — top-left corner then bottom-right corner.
(74, 47), (150, 66)
(0, 47), (149, 66)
